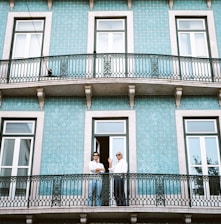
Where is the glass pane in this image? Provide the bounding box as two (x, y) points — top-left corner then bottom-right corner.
(29, 34), (42, 57)
(17, 168), (28, 176)
(179, 33), (191, 56)
(97, 20), (124, 30)
(188, 137), (202, 165)
(111, 137), (125, 164)
(5, 122), (34, 134)
(178, 20), (204, 30)
(97, 33), (108, 53)
(16, 169), (28, 196)
(96, 121), (125, 134)
(1, 139), (15, 166)
(186, 120), (216, 133)
(205, 137), (219, 165)
(0, 168), (12, 176)
(209, 175), (220, 195)
(194, 33), (208, 57)
(16, 20), (43, 31)
(113, 33), (124, 53)
(13, 34), (26, 58)
(208, 167), (219, 176)
(18, 139), (31, 166)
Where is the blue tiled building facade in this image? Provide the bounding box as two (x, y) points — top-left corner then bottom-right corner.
(0, 0), (221, 223)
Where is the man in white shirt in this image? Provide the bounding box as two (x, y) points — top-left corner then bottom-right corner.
(88, 152), (105, 206)
(108, 152), (128, 206)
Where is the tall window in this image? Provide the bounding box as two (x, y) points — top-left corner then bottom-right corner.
(10, 19), (45, 81)
(184, 118), (221, 195)
(0, 120), (36, 197)
(176, 18), (211, 80)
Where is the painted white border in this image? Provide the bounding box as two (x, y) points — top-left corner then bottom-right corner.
(169, 10), (218, 58)
(84, 110), (136, 173)
(87, 11), (134, 53)
(175, 110), (221, 174)
(0, 111), (44, 175)
(2, 12), (52, 59)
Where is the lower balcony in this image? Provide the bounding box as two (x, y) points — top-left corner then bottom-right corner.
(0, 174), (221, 223)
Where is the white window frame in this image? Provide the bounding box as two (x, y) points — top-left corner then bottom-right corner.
(0, 112), (44, 176)
(2, 12), (52, 60)
(175, 110), (221, 175)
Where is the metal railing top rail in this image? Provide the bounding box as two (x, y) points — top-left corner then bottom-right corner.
(0, 53), (220, 84)
(0, 173), (220, 208)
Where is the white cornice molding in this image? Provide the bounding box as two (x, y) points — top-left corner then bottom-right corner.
(169, 0), (174, 8)
(48, 0), (52, 10)
(37, 88), (45, 110)
(175, 87), (182, 108)
(9, 0), (14, 10)
(85, 85), (92, 109)
(128, 85), (135, 109)
(89, 0), (94, 9)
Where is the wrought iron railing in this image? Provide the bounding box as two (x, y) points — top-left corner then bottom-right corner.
(0, 173), (220, 208)
(0, 54), (221, 83)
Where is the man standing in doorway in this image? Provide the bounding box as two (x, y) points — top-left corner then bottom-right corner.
(88, 152), (105, 206)
(108, 152), (128, 206)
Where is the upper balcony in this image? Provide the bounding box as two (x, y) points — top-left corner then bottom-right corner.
(0, 53), (220, 101)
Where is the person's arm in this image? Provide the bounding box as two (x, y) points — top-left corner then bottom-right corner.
(89, 161), (96, 174)
(108, 158), (114, 172)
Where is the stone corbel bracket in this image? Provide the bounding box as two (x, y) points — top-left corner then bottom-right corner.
(169, 0), (174, 8)
(128, 0), (132, 9)
(184, 214), (192, 224)
(85, 85), (92, 109)
(207, 0), (212, 8)
(80, 214), (87, 224)
(37, 88), (45, 110)
(48, 0), (53, 10)
(218, 89), (221, 107)
(130, 213), (137, 224)
(175, 87), (182, 108)
(9, 0), (14, 10)
(128, 85), (135, 109)
(89, 0), (94, 9)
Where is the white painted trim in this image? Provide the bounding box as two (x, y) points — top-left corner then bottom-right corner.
(2, 12), (52, 59)
(84, 110), (136, 173)
(0, 111), (44, 175)
(175, 110), (221, 174)
(87, 11), (134, 54)
(169, 10), (218, 58)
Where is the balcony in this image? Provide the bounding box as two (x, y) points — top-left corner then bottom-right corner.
(0, 54), (220, 99)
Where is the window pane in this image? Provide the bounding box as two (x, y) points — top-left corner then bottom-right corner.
(96, 121), (125, 134)
(178, 20), (204, 30)
(13, 34), (26, 58)
(0, 168), (12, 176)
(18, 139), (31, 166)
(188, 137), (202, 165)
(113, 33), (124, 53)
(179, 33), (191, 56)
(205, 137), (219, 165)
(97, 20), (124, 30)
(1, 139), (15, 166)
(208, 167), (219, 176)
(17, 168), (28, 176)
(186, 120), (216, 133)
(194, 33), (208, 57)
(29, 34), (42, 57)
(97, 33), (108, 53)
(5, 122), (34, 134)
(16, 20), (43, 31)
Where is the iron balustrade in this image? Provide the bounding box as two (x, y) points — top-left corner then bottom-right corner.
(0, 173), (220, 208)
(0, 54), (220, 83)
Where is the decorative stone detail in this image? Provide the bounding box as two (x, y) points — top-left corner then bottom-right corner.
(184, 214), (192, 224)
(175, 87), (182, 108)
(207, 0), (212, 8)
(218, 89), (221, 107)
(9, 0), (14, 10)
(128, 0), (132, 9)
(48, 0), (53, 10)
(80, 214), (87, 224)
(130, 213), (137, 224)
(169, 0), (174, 8)
(89, 0), (94, 9)
(26, 215), (33, 224)
(36, 88), (45, 110)
(85, 85), (92, 109)
(128, 85), (135, 109)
